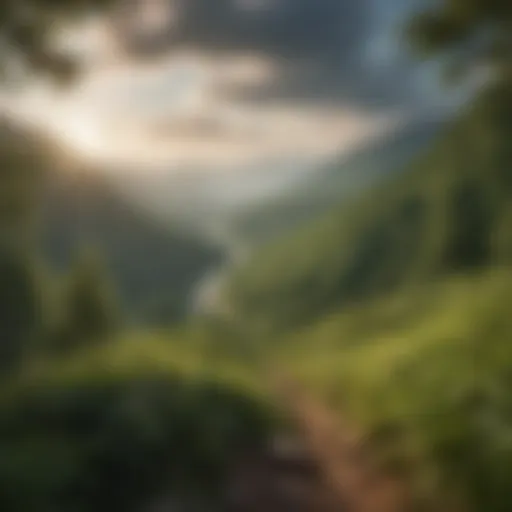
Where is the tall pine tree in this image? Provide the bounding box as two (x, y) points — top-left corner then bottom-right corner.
(0, 251), (47, 372)
(54, 246), (119, 351)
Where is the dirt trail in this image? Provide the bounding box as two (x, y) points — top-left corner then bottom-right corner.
(149, 370), (436, 512)
(223, 370), (414, 512)
(271, 372), (412, 512)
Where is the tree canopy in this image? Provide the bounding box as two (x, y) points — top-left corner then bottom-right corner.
(0, 0), (117, 83)
(408, 0), (512, 82)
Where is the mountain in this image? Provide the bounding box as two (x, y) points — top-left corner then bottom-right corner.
(225, 80), (512, 334)
(259, 80), (512, 512)
(226, 115), (445, 247)
(42, 168), (224, 324)
(110, 157), (321, 248)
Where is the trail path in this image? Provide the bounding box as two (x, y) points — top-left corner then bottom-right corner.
(223, 369), (412, 512)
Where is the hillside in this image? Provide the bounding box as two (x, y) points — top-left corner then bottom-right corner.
(227, 116), (444, 246)
(226, 79), (512, 334)
(0, 117), (223, 324)
(42, 169), (224, 324)
(276, 266), (512, 512)
(221, 79), (512, 511)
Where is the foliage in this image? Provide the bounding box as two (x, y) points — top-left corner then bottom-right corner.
(50, 247), (119, 352)
(43, 170), (224, 322)
(0, 334), (275, 512)
(226, 78), (512, 334)
(277, 269), (512, 511)
(225, 63), (512, 509)
(0, 121), (58, 373)
(407, 0), (512, 82)
(0, 249), (49, 372)
(0, 117), (273, 511)
(229, 117), (442, 247)
(0, 0), (116, 83)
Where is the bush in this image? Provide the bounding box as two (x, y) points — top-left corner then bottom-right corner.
(0, 337), (276, 512)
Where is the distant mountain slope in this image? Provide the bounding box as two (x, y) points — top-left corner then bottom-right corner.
(42, 169), (224, 324)
(226, 81), (512, 333)
(227, 116), (445, 246)
(0, 119), (224, 324)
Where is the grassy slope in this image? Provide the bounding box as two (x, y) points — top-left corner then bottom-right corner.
(229, 116), (443, 246)
(227, 80), (512, 334)
(278, 270), (512, 511)
(227, 80), (512, 510)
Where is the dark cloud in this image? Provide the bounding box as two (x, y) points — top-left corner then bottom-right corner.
(118, 0), (371, 62)
(113, 0), (434, 110)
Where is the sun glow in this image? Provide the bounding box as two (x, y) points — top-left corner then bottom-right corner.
(28, 109), (114, 167)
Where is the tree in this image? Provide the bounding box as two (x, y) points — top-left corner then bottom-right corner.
(407, 0), (512, 193)
(0, 120), (58, 372)
(55, 246), (119, 351)
(407, 0), (512, 83)
(0, 0), (117, 84)
(0, 249), (48, 372)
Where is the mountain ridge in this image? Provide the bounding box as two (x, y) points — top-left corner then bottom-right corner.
(224, 80), (512, 333)
(42, 166), (224, 324)
(226, 114), (446, 247)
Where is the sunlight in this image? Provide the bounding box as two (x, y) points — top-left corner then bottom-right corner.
(55, 116), (107, 160)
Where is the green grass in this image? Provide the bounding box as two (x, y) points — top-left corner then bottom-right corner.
(223, 80), (512, 510)
(275, 269), (512, 510)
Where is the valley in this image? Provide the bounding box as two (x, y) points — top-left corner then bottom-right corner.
(1, 0), (511, 509)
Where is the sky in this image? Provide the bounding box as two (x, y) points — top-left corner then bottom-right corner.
(0, 0), (448, 179)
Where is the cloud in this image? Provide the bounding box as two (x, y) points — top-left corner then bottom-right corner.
(1, 0), (446, 183)
(64, 51), (399, 169)
(117, 0), (370, 61)
(1, 38), (408, 178)
(103, 0), (444, 112)
(109, 0), (395, 106)
(52, 0), (440, 111)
